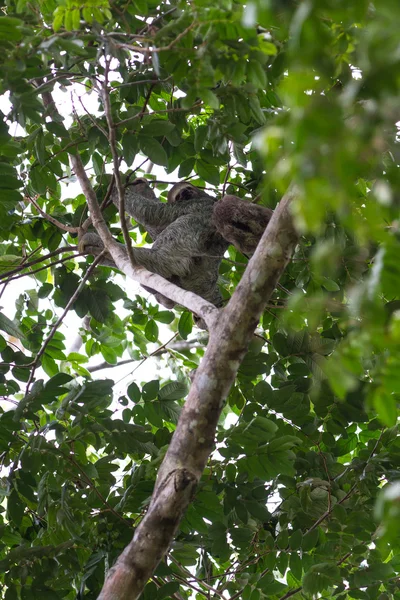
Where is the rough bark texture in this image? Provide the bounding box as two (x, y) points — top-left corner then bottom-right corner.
(97, 186), (300, 600)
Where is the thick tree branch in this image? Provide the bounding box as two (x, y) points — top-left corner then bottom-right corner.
(97, 186), (299, 600)
(70, 153), (219, 329)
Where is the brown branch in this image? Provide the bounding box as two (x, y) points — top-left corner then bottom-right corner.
(70, 153), (219, 329)
(87, 339), (202, 373)
(113, 23), (196, 55)
(116, 103), (204, 128)
(97, 186), (299, 600)
(81, 174), (116, 232)
(2, 253), (85, 285)
(26, 193), (80, 234)
(0, 246), (77, 281)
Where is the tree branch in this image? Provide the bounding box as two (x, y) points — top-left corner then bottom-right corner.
(0, 246), (77, 281)
(70, 153), (219, 329)
(97, 185), (299, 600)
(87, 339), (203, 373)
(26, 193), (80, 234)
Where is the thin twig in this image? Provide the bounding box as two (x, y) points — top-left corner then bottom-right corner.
(113, 23), (196, 55)
(2, 253), (85, 285)
(116, 102), (204, 128)
(0, 246), (77, 281)
(25, 253), (105, 392)
(26, 193), (80, 234)
(77, 94), (109, 138)
(115, 333), (179, 385)
(66, 454), (130, 525)
(87, 339), (203, 372)
(102, 58), (136, 266)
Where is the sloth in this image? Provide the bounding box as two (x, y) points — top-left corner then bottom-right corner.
(212, 194), (273, 256)
(79, 180), (228, 324)
(79, 179), (273, 323)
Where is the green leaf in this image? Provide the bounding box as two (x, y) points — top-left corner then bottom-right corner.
(145, 319), (159, 342)
(289, 529), (303, 550)
(142, 379), (159, 401)
(195, 160), (220, 186)
(247, 60), (267, 88)
(178, 311), (192, 339)
(92, 152), (104, 177)
(82, 7), (93, 23)
(158, 581), (180, 599)
(142, 120), (175, 136)
(7, 491), (24, 526)
(0, 312), (26, 340)
(52, 7), (65, 31)
(322, 278), (340, 292)
(34, 128), (46, 165)
(30, 166), (47, 195)
(64, 8), (73, 31)
(86, 290), (111, 323)
(0, 16), (23, 40)
(122, 134), (138, 167)
(372, 389), (397, 426)
(302, 527), (319, 551)
(139, 137), (168, 166)
(72, 8), (80, 30)
(303, 563), (340, 595)
(289, 552), (302, 581)
(127, 381), (141, 403)
(0, 175), (22, 189)
(178, 157), (195, 178)
(201, 90), (220, 109)
(0, 255), (21, 273)
(153, 310), (174, 324)
(159, 381), (188, 400)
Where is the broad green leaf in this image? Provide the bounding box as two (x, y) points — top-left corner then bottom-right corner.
(139, 137), (168, 166)
(303, 563), (340, 595)
(159, 381), (188, 400)
(0, 312), (26, 340)
(195, 160), (220, 186)
(178, 311), (192, 340)
(127, 381), (141, 403)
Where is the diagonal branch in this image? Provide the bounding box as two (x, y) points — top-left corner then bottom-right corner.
(26, 193), (80, 234)
(97, 185), (299, 600)
(70, 153), (219, 329)
(39, 86), (217, 328)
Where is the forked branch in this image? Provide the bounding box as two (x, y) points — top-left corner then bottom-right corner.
(97, 185), (299, 600)
(70, 153), (219, 330)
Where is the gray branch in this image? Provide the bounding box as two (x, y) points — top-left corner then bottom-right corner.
(97, 185), (299, 600)
(70, 154), (219, 330)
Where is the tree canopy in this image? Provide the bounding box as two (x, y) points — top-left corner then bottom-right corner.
(1, 0), (400, 599)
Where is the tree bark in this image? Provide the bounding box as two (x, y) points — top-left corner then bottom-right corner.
(97, 185), (299, 600)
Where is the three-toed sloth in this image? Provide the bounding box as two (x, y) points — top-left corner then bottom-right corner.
(79, 179), (273, 324)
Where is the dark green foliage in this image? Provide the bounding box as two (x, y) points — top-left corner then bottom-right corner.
(0, 0), (399, 599)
